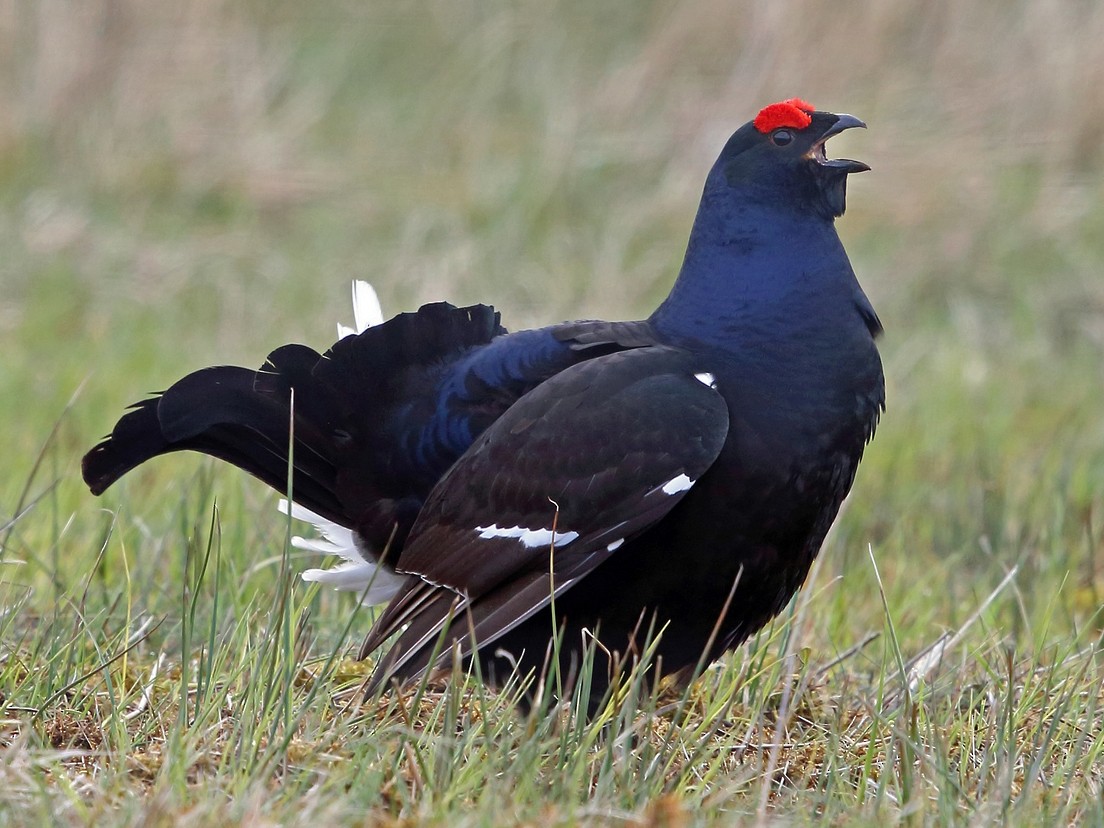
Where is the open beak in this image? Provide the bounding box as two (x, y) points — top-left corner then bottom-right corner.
(809, 114), (870, 174)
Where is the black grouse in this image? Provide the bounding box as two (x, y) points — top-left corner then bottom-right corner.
(83, 99), (884, 702)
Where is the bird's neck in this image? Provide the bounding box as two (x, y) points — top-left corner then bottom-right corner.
(650, 192), (870, 350)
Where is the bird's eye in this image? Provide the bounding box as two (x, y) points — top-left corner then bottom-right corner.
(771, 129), (794, 147)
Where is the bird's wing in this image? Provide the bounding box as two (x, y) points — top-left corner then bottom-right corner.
(361, 345), (729, 686)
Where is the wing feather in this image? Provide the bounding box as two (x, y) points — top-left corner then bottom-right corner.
(363, 345), (729, 688)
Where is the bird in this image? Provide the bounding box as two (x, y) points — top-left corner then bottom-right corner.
(82, 98), (884, 706)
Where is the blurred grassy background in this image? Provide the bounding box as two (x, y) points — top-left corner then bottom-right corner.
(1, 0), (1103, 805)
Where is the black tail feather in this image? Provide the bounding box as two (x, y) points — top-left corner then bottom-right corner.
(83, 397), (172, 496)
(82, 301), (508, 533)
(82, 364), (347, 524)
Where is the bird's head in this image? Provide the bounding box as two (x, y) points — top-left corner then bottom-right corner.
(711, 98), (868, 220)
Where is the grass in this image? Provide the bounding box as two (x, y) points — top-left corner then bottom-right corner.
(2, 0), (1104, 824)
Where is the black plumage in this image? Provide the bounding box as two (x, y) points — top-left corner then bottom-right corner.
(83, 99), (884, 703)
